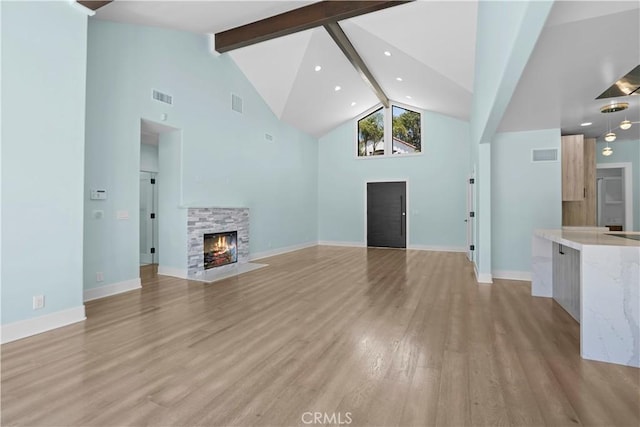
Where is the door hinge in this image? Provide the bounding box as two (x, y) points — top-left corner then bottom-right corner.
(150, 213), (156, 219)
(469, 178), (475, 184)
(470, 211), (475, 218)
(470, 245), (475, 251)
(150, 247), (156, 254)
(150, 178), (156, 184)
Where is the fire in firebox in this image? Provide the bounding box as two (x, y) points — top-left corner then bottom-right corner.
(203, 231), (238, 269)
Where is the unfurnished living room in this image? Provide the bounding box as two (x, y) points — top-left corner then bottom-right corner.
(1, 1), (639, 426)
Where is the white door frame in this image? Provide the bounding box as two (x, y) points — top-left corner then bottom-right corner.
(596, 162), (633, 231)
(139, 171), (158, 265)
(466, 173), (475, 262)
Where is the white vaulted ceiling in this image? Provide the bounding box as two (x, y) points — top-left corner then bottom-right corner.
(94, 1), (639, 141)
(94, 1), (478, 137)
(227, 1), (478, 136)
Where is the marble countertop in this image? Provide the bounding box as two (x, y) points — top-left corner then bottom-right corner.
(534, 229), (640, 250)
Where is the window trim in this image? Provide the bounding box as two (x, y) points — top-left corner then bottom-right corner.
(354, 101), (424, 160)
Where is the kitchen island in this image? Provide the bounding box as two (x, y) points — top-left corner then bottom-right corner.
(532, 229), (639, 367)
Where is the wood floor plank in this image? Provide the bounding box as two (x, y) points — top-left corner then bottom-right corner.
(1, 246), (638, 427)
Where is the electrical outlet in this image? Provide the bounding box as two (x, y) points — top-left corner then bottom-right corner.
(96, 272), (104, 282)
(33, 295), (44, 310)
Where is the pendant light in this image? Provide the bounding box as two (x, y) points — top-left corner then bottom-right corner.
(602, 118), (614, 156)
(604, 118), (616, 142)
(620, 118), (632, 130)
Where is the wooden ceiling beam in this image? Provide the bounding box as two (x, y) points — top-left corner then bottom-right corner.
(77, 1), (112, 11)
(324, 22), (389, 108)
(214, 1), (412, 54)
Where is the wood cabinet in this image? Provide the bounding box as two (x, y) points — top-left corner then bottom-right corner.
(562, 134), (584, 201)
(562, 135), (596, 226)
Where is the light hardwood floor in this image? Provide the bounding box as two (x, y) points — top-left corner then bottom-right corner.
(2, 247), (639, 426)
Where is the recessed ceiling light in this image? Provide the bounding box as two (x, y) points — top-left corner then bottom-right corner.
(580, 122), (592, 126)
(384, 51), (391, 57)
(334, 86), (341, 92)
(314, 65), (322, 72)
(406, 95), (412, 99)
(351, 102), (357, 107)
(396, 77), (403, 82)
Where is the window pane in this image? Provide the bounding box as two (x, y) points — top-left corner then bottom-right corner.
(358, 108), (385, 157)
(392, 105), (421, 154)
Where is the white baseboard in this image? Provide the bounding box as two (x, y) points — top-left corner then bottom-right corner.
(408, 244), (466, 253)
(250, 241), (317, 261)
(157, 266), (188, 279)
(83, 278), (141, 302)
(493, 270), (531, 281)
(1, 305), (86, 344)
(474, 264), (493, 284)
(318, 242), (466, 253)
(317, 240), (366, 248)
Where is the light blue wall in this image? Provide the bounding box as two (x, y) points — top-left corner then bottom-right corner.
(140, 143), (159, 173)
(596, 139), (640, 231)
(84, 20), (318, 289)
(470, 0), (554, 146)
(491, 129), (562, 273)
(470, 0), (554, 279)
(318, 111), (470, 249)
(476, 144), (492, 277)
(158, 130), (187, 271)
(1, 1), (87, 323)
(471, 0), (528, 146)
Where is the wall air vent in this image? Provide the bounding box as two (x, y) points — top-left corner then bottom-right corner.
(532, 148), (558, 162)
(231, 93), (243, 113)
(152, 89), (173, 105)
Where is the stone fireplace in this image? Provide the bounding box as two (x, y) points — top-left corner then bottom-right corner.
(203, 230), (238, 269)
(187, 208), (249, 277)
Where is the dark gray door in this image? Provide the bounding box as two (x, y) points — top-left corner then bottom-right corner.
(367, 182), (406, 248)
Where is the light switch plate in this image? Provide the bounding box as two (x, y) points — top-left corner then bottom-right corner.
(117, 210), (129, 220)
(90, 189), (107, 200)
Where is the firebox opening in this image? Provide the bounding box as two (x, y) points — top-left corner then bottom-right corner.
(203, 231), (238, 270)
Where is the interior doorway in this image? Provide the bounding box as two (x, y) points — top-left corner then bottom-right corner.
(139, 118), (181, 282)
(140, 122), (160, 267)
(366, 181), (407, 248)
(596, 162), (633, 231)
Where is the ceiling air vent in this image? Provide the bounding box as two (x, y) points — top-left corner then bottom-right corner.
(152, 89), (173, 105)
(231, 93), (243, 113)
(532, 148), (558, 162)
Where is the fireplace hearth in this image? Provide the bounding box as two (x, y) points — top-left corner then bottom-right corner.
(203, 231), (237, 269)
